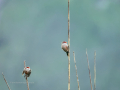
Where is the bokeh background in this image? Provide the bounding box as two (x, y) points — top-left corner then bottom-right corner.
(0, 0), (120, 90)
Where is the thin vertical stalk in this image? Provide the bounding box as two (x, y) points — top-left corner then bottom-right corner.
(24, 61), (26, 68)
(23, 61), (29, 90)
(86, 49), (93, 90)
(26, 77), (29, 90)
(94, 51), (96, 90)
(73, 52), (80, 90)
(2, 72), (11, 90)
(68, 0), (70, 90)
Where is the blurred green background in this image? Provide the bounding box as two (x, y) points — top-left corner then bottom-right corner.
(0, 0), (120, 90)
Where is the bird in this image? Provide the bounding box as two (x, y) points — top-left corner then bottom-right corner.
(61, 41), (69, 56)
(22, 67), (31, 78)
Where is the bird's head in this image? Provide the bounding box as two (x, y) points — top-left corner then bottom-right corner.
(26, 67), (30, 70)
(62, 41), (67, 43)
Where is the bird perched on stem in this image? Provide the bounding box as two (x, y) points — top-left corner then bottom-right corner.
(22, 67), (31, 78)
(61, 41), (69, 56)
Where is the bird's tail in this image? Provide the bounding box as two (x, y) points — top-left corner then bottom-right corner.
(66, 51), (69, 56)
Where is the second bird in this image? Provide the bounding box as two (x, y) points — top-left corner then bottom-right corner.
(61, 41), (69, 56)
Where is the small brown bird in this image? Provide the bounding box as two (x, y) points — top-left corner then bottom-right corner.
(61, 41), (69, 56)
(22, 67), (31, 78)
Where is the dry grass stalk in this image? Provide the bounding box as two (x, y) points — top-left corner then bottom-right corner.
(73, 51), (80, 90)
(23, 61), (30, 90)
(24, 60), (26, 68)
(68, 0), (70, 90)
(94, 51), (96, 90)
(86, 49), (93, 90)
(26, 77), (29, 90)
(2, 72), (11, 90)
